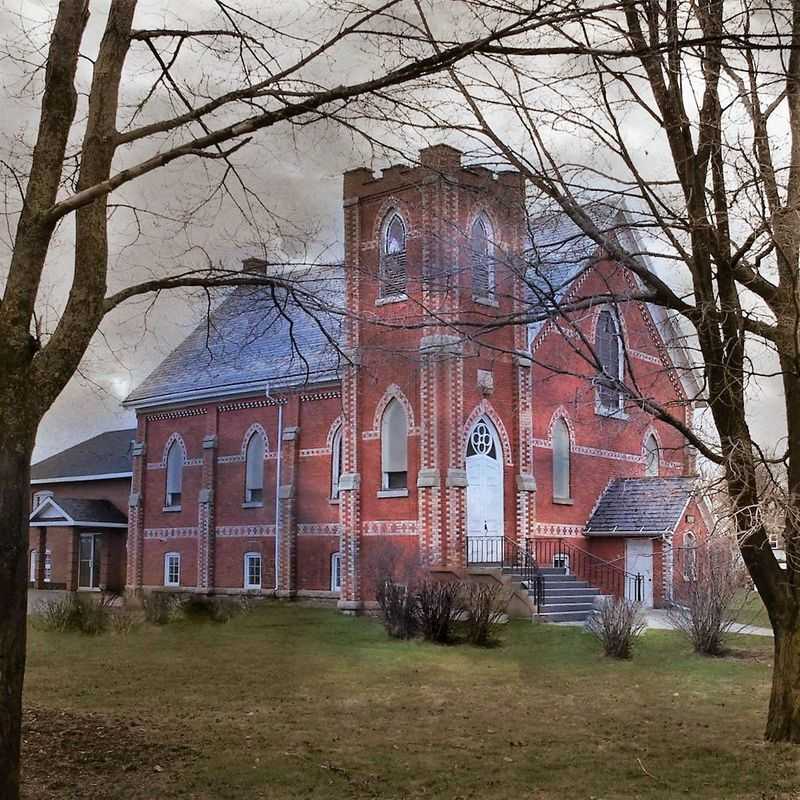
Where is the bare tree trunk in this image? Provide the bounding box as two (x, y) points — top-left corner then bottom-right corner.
(0, 376), (37, 800)
(766, 621), (800, 742)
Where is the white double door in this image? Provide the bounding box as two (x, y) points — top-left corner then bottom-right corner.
(466, 420), (504, 563)
(625, 539), (654, 607)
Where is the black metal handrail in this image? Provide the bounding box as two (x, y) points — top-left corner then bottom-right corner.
(531, 537), (644, 603)
(465, 535), (545, 611)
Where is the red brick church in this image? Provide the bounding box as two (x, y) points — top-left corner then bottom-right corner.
(112, 144), (708, 614)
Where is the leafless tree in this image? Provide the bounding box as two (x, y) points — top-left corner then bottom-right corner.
(0, 2), (589, 794)
(396, 0), (800, 741)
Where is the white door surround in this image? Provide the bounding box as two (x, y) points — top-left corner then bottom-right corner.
(466, 418), (504, 563)
(625, 538), (654, 607)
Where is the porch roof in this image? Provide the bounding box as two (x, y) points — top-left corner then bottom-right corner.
(29, 496), (128, 529)
(584, 476), (695, 537)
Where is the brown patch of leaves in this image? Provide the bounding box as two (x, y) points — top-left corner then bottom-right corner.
(22, 706), (198, 800)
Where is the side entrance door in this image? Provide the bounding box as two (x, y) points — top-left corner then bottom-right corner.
(78, 533), (101, 589)
(625, 538), (654, 607)
(465, 419), (503, 564)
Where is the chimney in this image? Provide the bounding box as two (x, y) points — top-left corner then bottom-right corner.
(242, 257), (268, 274)
(419, 144), (462, 170)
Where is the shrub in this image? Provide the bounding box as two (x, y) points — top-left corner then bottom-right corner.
(142, 592), (182, 625)
(460, 582), (508, 647)
(586, 597), (646, 659)
(182, 594), (243, 623)
(34, 594), (110, 635)
(668, 544), (743, 655)
(376, 577), (417, 639)
(110, 608), (140, 635)
(416, 580), (460, 644)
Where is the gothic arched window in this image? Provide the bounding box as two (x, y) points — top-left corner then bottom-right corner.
(380, 212), (408, 297)
(244, 430), (266, 504)
(381, 398), (408, 490)
(596, 309), (623, 412)
(331, 424), (343, 499)
(552, 418), (571, 501)
(644, 433), (660, 477)
(683, 531), (697, 581)
(165, 439), (184, 508)
(471, 215), (495, 299)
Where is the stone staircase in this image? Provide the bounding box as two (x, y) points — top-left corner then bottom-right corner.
(504, 565), (604, 623)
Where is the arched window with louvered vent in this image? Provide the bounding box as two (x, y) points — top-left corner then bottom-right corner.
(165, 439), (184, 508)
(644, 433), (660, 477)
(471, 215), (495, 299)
(244, 430), (266, 504)
(380, 212), (407, 297)
(552, 418), (571, 501)
(596, 309), (623, 413)
(381, 398), (408, 490)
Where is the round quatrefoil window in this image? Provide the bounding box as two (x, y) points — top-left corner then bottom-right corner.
(467, 421), (497, 459)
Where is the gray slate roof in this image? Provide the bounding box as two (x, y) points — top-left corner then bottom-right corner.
(526, 207), (620, 340)
(585, 477), (695, 536)
(125, 279), (344, 408)
(30, 496), (128, 526)
(31, 428), (136, 481)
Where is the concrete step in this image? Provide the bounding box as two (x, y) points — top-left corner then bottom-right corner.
(535, 610), (593, 623)
(541, 587), (599, 597)
(539, 602), (595, 613)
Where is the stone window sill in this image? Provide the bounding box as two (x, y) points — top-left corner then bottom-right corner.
(377, 489), (409, 498)
(242, 501), (264, 509)
(376, 293), (408, 306)
(552, 496), (574, 505)
(329, 497), (341, 505)
(162, 505), (182, 513)
(473, 294), (498, 307)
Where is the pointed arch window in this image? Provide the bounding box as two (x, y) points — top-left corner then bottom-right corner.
(244, 430), (266, 504)
(644, 433), (660, 477)
(552, 418), (571, 502)
(596, 309), (623, 413)
(380, 212), (408, 297)
(165, 439), (184, 508)
(683, 532), (697, 581)
(331, 424), (343, 500)
(381, 398), (408, 491)
(471, 215), (495, 299)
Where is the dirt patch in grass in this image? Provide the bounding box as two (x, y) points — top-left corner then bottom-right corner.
(22, 706), (198, 800)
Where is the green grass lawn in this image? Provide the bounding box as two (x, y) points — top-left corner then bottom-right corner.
(731, 588), (773, 629)
(23, 603), (797, 800)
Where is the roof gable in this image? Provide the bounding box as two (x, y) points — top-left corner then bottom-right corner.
(585, 476), (695, 536)
(29, 496), (128, 528)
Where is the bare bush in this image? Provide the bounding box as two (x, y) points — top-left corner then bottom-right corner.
(460, 583), (508, 647)
(375, 577), (417, 640)
(142, 592), (182, 626)
(586, 598), (646, 659)
(33, 594), (111, 636)
(668, 545), (745, 655)
(416, 580), (460, 644)
(110, 608), (140, 635)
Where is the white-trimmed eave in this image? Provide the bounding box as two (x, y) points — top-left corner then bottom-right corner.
(123, 371), (340, 411)
(31, 471), (132, 485)
(29, 520), (128, 528)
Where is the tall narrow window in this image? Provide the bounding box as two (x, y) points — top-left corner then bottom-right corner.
(244, 552), (262, 590)
(596, 309), (622, 412)
(165, 439), (183, 508)
(164, 552), (181, 587)
(331, 425), (343, 499)
(244, 430), (265, 504)
(331, 552), (342, 592)
(683, 532), (697, 581)
(552, 418), (571, 501)
(644, 433), (660, 477)
(471, 215), (494, 298)
(380, 212), (407, 297)
(29, 550), (49, 583)
(381, 398), (408, 490)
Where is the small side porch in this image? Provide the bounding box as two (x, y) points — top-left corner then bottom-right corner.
(28, 496), (128, 596)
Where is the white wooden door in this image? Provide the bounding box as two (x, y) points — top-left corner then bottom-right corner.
(466, 420), (503, 563)
(625, 539), (654, 607)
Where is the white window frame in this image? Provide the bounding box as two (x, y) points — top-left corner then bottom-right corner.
(165, 439), (184, 509)
(30, 549), (52, 583)
(551, 417), (572, 502)
(244, 430), (266, 505)
(644, 433), (660, 477)
(164, 552), (181, 587)
(244, 551), (262, 591)
(331, 425), (343, 500)
(380, 397), (408, 493)
(331, 552), (342, 592)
